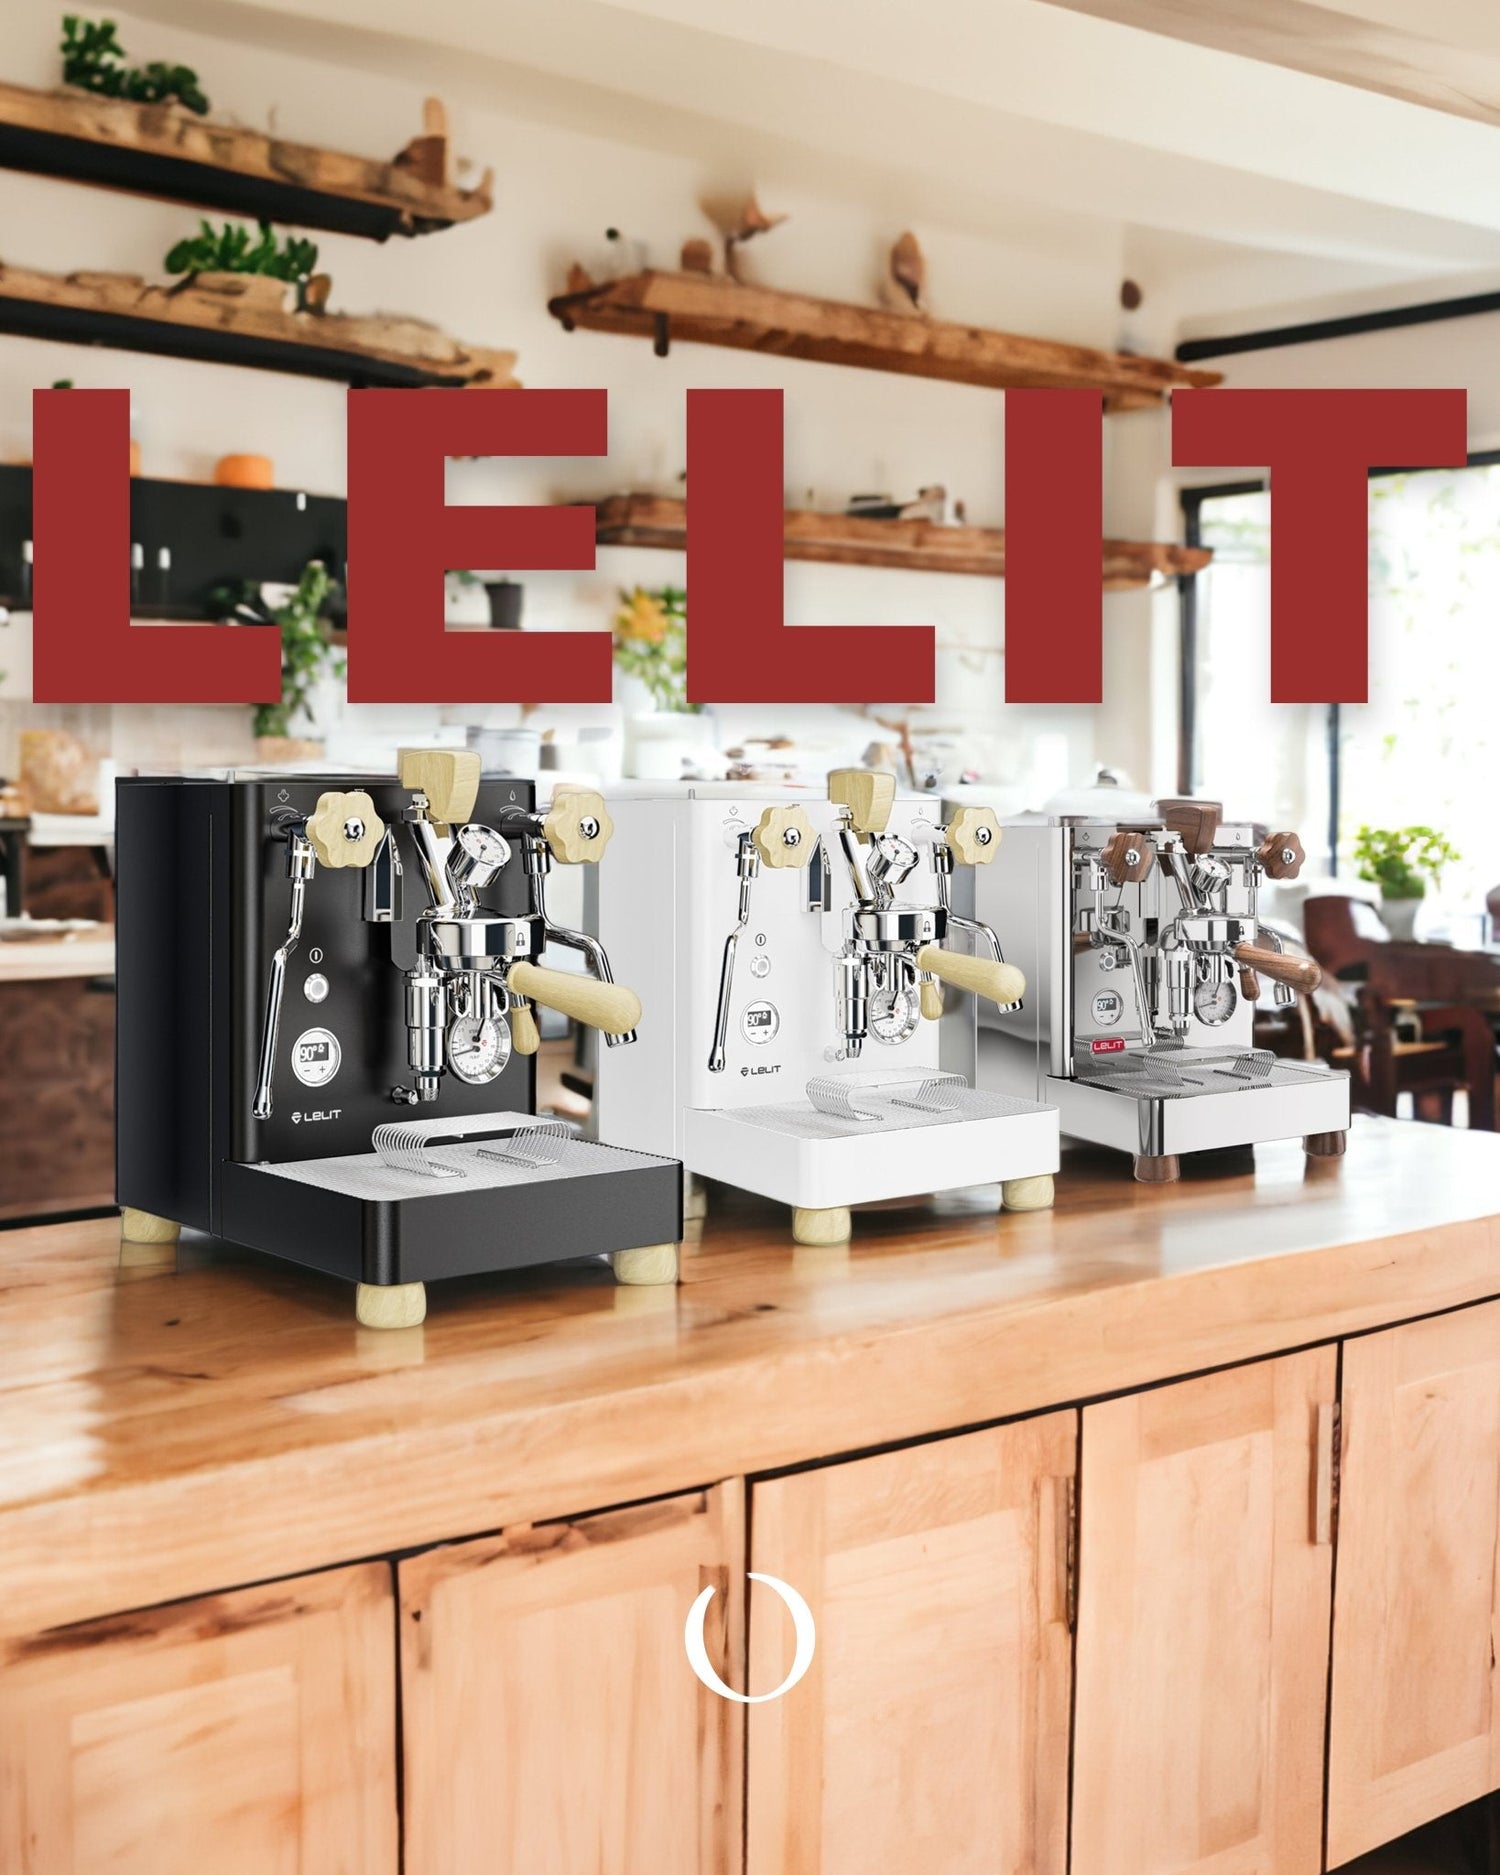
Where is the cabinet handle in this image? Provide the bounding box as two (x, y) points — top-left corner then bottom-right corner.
(1313, 1400), (1340, 1545)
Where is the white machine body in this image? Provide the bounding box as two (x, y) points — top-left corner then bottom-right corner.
(592, 784), (1058, 1211)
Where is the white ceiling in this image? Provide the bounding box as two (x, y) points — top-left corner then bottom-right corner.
(133, 0), (1500, 332)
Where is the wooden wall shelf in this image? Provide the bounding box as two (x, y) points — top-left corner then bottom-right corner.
(0, 262), (517, 389)
(0, 83), (493, 241)
(592, 493), (1212, 588)
(549, 271), (1221, 410)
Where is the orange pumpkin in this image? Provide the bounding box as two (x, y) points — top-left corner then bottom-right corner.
(214, 453), (275, 489)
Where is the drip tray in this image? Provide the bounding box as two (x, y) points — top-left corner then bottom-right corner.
(219, 1126), (681, 1288)
(684, 1071), (1059, 1212)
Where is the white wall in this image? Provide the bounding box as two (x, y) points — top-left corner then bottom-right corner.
(0, 0), (1182, 798)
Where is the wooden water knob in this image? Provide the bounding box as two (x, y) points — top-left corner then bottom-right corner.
(919, 980), (944, 1021)
(1258, 831), (1305, 880)
(1232, 942), (1321, 993)
(752, 803), (816, 868)
(828, 768), (896, 836)
(946, 805), (1002, 865)
(507, 961), (641, 1035)
(509, 1000), (540, 1055)
(306, 790), (384, 868)
(399, 747), (480, 825)
(543, 787), (614, 864)
(1100, 830), (1154, 885)
(915, 945), (1025, 1006)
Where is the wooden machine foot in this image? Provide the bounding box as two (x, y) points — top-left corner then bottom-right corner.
(119, 1207), (181, 1244)
(612, 1241), (681, 1286)
(792, 1205), (852, 1246)
(1133, 1153), (1181, 1184)
(1001, 1174), (1055, 1212)
(355, 1281), (427, 1329)
(1304, 1131), (1348, 1158)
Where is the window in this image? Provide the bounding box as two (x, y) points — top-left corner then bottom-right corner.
(1183, 460), (1500, 917)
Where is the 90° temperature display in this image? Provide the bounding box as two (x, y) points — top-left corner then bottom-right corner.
(291, 1027), (341, 1088)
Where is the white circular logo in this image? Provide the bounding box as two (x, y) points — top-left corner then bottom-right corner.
(684, 1573), (816, 1704)
(291, 1027), (341, 1087)
(1091, 989), (1123, 1027)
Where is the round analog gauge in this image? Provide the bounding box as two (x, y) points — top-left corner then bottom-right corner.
(1192, 974), (1238, 1027)
(457, 824), (509, 866)
(869, 984), (920, 1045)
(447, 1013), (511, 1083)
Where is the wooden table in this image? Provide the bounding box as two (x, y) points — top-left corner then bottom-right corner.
(5, 1116), (1500, 1874)
(4, 1114), (1498, 1642)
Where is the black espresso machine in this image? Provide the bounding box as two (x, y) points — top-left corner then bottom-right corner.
(115, 749), (682, 1326)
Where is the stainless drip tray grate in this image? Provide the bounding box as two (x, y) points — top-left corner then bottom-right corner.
(716, 1070), (1046, 1141)
(1076, 1047), (1336, 1101)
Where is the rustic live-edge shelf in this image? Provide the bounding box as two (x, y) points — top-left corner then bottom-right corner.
(0, 261), (518, 389)
(0, 83), (493, 240)
(593, 492), (1212, 587)
(548, 270), (1223, 410)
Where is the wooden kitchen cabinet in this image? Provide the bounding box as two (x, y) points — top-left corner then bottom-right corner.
(398, 1482), (744, 1875)
(1327, 1299), (1500, 1866)
(1071, 1348), (1336, 1874)
(746, 1415), (1076, 1875)
(0, 1562), (397, 1875)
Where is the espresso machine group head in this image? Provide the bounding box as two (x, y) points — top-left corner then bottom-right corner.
(116, 752), (682, 1326)
(591, 771), (1059, 1247)
(967, 794), (1350, 1182)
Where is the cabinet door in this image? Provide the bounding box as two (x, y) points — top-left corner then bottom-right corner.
(1072, 1349), (1336, 1875)
(0, 1562), (397, 1875)
(1327, 1301), (1500, 1865)
(747, 1415), (1076, 1875)
(399, 1483), (743, 1875)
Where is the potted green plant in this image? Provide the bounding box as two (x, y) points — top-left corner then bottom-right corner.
(216, 562), (344, 764)
(1352, 824), (1460, 939)
(164, 219), (323, 313)
(61, 15), (210, 114)
(611, 585), (721, 778)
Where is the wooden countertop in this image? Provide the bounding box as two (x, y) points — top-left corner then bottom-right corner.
(0, 931), (114, 982)
(3, 1116), (1498, 1640)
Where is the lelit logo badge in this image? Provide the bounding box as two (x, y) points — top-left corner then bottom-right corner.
(1091, 1037), (1126, 1055)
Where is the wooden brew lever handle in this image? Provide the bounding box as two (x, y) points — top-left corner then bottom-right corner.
(543, 788), (615, 864)
(507, 962), (642, 1035)
(1232, 943), (1322, 993)
(399, 747), (481, 825)
(915, 946), (1025, 1005)
(828, 767), (896, 835)
(306, 791), (384, 868)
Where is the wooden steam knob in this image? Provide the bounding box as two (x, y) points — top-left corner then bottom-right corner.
(543, 787), (615, 864)
(507, 961), (641, 1035)
(1258, 831), (1305, 880)
(827, 767), (896, 836)
(1100, 830), (1155, 885)
(946, 805), (1002, 866)
(915, 945), (1025, 1006)
(306, 790), (384, 869)
(752, 803), (816, 868)
(399, 747), (481, 826)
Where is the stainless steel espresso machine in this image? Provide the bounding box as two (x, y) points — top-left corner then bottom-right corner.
(965, 794), (1349, 1181)
(115, 749), (681, 1325)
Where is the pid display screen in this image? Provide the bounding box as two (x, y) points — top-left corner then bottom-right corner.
(745, 1008), (774, 1030)
(298, 1040), (331, 1064)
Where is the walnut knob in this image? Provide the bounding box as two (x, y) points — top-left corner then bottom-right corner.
(752, 803), (817, 869)
(543, 787), (614, 864)
(1258, 831), (1305, 881)
(1100, 830), (1155, 885)
(306, 790), (384, 869)
(946, 805), (1002, 866)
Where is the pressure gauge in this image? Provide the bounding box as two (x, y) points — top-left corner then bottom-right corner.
(870, 984), (921, 1045)
(447, 1013), (511, 1083)
(457, 823), (509, 866)
(1192, 975), (1238, 1026)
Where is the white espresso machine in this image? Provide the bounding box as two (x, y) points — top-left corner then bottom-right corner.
(590, 770), (1059, 1245)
